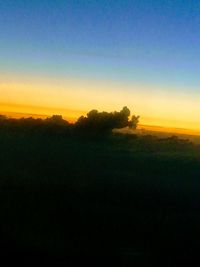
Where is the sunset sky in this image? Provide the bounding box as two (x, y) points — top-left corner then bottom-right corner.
(1, 0), (200, 132)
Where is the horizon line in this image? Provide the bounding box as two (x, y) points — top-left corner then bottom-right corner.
(1, 110), (200, 136)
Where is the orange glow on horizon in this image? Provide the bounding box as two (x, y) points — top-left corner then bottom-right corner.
(0, 102), (85, 122)
(1, 104), (200, 136)
(1, 76), (200, 134)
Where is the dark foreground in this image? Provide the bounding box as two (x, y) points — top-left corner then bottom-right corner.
(0, 129), (200, 266)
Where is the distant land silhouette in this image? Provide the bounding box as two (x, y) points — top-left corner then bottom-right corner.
(0, 106), (200, 266)
(1, 110), (200, 137)
(0, 106), (139, 136)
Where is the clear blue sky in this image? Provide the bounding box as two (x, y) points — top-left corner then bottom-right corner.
(1, 0), (200, 87)
(1, 0), (200, 130)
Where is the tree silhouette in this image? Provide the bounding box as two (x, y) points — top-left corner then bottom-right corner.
(75, 107), (139, 134)
(45, 115), (69, 126)
(128, 115), (140, 129)
(0, 107), (139, 135)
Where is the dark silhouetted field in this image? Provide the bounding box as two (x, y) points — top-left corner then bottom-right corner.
(0, 123), (200, 266)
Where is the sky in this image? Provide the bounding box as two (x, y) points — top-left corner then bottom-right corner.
(1, 0), (200, 131)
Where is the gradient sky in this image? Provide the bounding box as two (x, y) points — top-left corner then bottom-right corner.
(1, 0), (200, 130)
